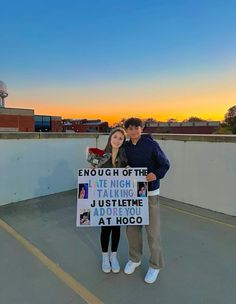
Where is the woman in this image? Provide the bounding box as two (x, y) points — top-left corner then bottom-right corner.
(96, 127), (127, 273)
(79, 186), (86, 199)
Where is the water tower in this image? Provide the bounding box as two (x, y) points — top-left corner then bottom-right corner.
(0, 80), (8, 107)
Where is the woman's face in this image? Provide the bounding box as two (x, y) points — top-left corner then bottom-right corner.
(110, 131), (125, 149)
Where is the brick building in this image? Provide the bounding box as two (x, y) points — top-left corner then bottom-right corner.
(0, 107), (35, 132)
(63, 119), (109, 133)
(0, 108), (62, 132)
(144, 121), (220, 134)
(35, 115), (62, 132)
(0, 80), (62, 132)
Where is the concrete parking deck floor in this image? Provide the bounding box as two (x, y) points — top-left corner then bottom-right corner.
(0, 190), (236, 304)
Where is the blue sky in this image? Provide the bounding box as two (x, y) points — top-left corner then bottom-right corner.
(1, 0), (236, 122)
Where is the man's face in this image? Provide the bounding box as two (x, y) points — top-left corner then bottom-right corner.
(125, 125), (142, 140)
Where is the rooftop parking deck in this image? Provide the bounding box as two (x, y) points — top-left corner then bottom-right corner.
(0, 132), (236, 303)
(0, 190), (236, 304)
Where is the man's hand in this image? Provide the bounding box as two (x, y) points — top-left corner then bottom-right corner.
(146, 172), (157, 182)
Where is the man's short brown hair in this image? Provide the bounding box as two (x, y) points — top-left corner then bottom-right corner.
(124, 117), (143, 129)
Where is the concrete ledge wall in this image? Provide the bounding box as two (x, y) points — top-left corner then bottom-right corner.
(0, 134), (98, 205)
(0, 133), (236, 216)
(97, 134), (236, 216)
(157, 139), (236, 216)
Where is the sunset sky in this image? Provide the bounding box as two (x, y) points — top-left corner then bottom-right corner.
(1, 0), (236, 125)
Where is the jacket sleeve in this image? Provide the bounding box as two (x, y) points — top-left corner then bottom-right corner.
(120, 148), (128, 168)
(97, 153), (112, 168)
(152, 141), (170, 179)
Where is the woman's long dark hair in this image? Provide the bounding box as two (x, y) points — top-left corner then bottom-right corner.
(104, 127), (127, 167)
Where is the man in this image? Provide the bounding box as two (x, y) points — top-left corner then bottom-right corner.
(124, 117), (170, 283)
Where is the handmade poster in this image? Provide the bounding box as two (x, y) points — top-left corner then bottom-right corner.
(77, 167), (149, 227)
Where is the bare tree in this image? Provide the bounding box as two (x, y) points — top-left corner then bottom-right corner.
(183, 116), (206, 122)
(167, 118), (177, 123)
(224, 105), (236, 134)
(112, 118), (126, 128)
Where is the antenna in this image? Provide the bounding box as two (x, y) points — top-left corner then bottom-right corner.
(0, 80), (8, 107)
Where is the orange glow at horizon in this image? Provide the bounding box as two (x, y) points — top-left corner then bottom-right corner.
(8, 67), (236, 126)
(9, 97), (233, 126)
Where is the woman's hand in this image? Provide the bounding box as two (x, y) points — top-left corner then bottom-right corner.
(146, 172), (157, 182)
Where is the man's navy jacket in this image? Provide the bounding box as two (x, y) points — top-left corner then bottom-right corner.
(125, 134), (170, 191)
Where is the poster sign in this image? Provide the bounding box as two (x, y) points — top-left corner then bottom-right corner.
(77, 167), (149, 227)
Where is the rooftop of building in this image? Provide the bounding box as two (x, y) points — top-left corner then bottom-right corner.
(0, 132), (235, 304)
(0, 190), (235, 304)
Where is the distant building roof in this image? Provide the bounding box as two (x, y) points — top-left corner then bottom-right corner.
(83, 121), (107, 125)
(0, 107), (34, 116)
(65, 119), (107, 125)
(146, 121), (220, 127)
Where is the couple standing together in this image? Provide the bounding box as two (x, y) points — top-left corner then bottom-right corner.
(91, 117), (170, 284)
